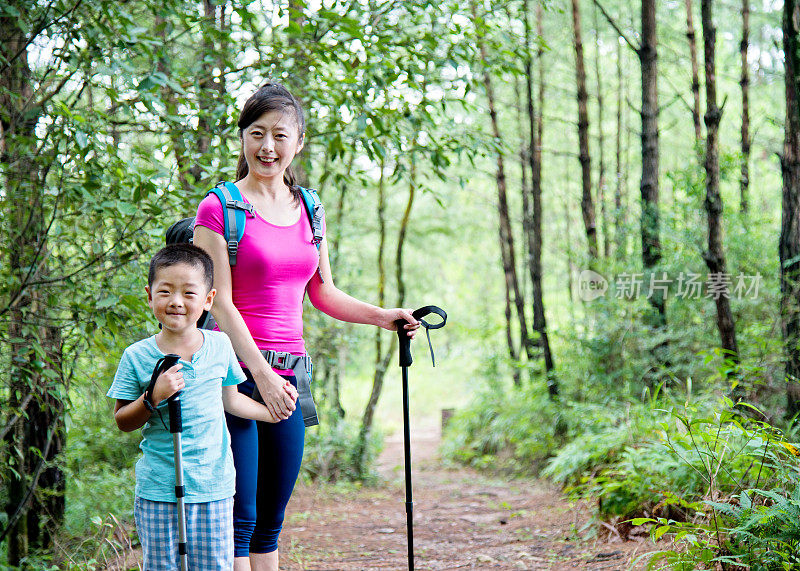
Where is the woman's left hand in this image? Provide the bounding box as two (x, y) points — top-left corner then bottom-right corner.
(379, 308), (420, 339)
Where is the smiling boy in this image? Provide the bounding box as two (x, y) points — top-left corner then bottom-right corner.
(107, 243), (288, 569)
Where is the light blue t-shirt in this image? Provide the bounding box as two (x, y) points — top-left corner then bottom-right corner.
(107, 330), (246, 503)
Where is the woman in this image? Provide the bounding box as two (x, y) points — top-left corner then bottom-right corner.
(193, 82), (419, 571)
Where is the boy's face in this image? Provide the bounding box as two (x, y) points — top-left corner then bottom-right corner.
(145, 262), (215, 334)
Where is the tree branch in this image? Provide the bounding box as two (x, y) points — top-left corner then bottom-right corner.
(0, 394), (34, 441)
(0, 0), (83, 76)
(592, 0), (639, 53)
(0, 409), (62, 545)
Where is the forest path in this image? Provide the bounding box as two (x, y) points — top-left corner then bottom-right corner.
(280, 427), (655, 570)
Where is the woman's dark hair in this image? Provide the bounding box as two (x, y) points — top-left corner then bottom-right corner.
(236, 82), (305, 201)
(148, 243), (214, 293)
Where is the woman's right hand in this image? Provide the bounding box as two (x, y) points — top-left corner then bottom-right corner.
(253, 370), (298, 420)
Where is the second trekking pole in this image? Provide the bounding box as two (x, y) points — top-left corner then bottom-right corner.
(394, 305), (447, 571)
(149, 353), (188, 571)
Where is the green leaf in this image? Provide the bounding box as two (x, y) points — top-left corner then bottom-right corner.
(96, 295), (118, 309)
(117, 202), (138, 216)
(653, 525), (671, 541)
(75, 131), (89, 149)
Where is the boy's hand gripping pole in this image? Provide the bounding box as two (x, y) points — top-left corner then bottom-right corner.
(151, 354), (188, 571)
(393, 305), (447, 571)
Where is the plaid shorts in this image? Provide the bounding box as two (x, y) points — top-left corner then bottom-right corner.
(134, 496), (234, 570)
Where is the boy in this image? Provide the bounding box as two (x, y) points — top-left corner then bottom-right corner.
(107, 243), (289, 569)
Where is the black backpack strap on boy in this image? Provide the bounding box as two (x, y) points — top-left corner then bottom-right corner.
(144, 354), (181, 431)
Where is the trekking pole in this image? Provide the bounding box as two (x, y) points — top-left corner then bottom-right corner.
(394, 306), (447, 571)
(150, 353), (188, 571)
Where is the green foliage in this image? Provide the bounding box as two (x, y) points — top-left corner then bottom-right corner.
(441, 384), (561, 473)
(0, 0), (795, 565)
(627, 399), (800, 569)
(301, 417), (384, 484)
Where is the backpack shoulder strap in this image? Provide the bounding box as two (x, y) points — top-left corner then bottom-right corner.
(298, 186), (325, 249)
(206, 181), (253, 266)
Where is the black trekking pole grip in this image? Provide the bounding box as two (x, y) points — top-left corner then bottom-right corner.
(394, 306), (447, 368)
(395, 321), (414, 367)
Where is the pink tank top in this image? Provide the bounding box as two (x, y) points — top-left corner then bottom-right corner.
(195, 190), (323, 356)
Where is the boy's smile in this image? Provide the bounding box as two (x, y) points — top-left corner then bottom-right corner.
(146, 262), (215, 335)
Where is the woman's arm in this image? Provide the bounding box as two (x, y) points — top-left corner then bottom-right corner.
(307, 238), (419, 336)
(193, 225), (297, 420)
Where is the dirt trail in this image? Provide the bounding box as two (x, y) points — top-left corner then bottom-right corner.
(280, 428), (656, 570)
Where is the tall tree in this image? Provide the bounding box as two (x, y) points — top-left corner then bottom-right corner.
(740, 0), (751, 213)
(701, 0), (740, 371)
(639, 0), (664, 326)
(193, 0), (228, 185)
(1, 3), (65, 561)
(525, 0), (558, 396)
(595, 0), (665, 326)
(593, 4), (609, 257)
(572, 0), (599, 260)
(614, 38), (627, 259)
(353, 151), (406, 476)
(781, 0), (800, 419)
(686, 0), (703, 142)
(471, 0), (535, 380)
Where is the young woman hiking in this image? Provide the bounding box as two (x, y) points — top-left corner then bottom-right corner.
(193, 82), (419, 571)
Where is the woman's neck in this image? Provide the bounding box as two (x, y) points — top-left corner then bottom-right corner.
(239, 174), (291, 201)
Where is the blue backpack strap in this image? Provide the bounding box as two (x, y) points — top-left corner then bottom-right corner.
(206, 181), (253, 266)
(298, 186), (324, 249)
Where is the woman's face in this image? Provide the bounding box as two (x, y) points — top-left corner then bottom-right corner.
(241, 110), (304, 182)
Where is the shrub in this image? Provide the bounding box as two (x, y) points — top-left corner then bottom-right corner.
(441, 384), (561, 473)
(302, 416), (384, 483)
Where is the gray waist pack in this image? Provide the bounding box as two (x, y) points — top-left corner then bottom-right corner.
(250, 350), (319, 427)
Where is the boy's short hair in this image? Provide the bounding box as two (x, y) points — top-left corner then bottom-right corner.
(148, 243), (214, 292)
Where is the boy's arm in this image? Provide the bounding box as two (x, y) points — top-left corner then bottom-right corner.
(114, 397), (151, 432)
(112, 364), (184, 432)
(222, 386), (279, 423)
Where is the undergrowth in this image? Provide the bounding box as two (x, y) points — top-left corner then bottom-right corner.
(443, 374), (800, 568)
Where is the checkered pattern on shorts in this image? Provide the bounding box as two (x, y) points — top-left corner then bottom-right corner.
(134, 496), (234, 570)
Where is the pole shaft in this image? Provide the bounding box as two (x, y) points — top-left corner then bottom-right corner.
(401, 366), (414, 570)
(173, 432), (188, 571)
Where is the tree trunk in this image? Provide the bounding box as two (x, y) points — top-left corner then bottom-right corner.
(354, 154), (396, 476)
(740, 0), (751, 213)
(614, 39), (626, 259)
(354, 128), (420, 473)
(685, 0), (703, 142)
(593, 4), (609, 258)
(505, 282), (522, 387)
(1, 5), (65, 560)
(572, 0), (598, 261)
(781, 0), (800, 419)
(472, 0), (534, 372)
(639, 0), (665, 326)
(156, 14), (192, 193)
(564, 195), (576, 323)
(324, 146), (358, 420)
(525, 0), (558, 397)
(701, 0), (740, 370)
(192, 0), (227, 186)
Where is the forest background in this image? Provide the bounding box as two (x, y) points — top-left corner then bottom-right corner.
(4, 0), (800, 568)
